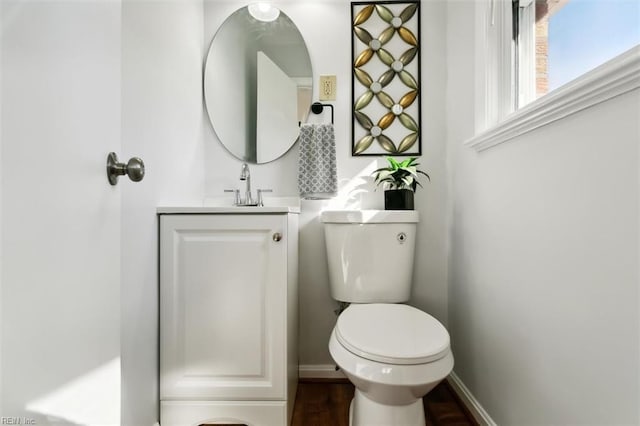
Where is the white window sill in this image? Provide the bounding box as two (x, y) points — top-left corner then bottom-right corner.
(465, 46), (640, 152)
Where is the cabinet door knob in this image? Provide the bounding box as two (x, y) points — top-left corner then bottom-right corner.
(272, 232), (282, 242)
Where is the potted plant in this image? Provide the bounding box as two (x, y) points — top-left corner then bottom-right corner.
(372, 157), (430, 210)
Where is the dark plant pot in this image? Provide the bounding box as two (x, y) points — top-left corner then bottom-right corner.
(384, 189), (414, 210)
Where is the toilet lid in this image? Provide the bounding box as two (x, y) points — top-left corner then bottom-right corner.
(335, 304), (450, 365)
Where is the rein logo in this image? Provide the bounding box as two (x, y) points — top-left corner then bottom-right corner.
(1, 418), (36, 425)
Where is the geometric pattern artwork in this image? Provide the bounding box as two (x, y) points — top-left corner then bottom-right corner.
(351, 1), (421, 156)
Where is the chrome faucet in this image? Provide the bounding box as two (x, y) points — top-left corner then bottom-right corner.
(224, 163), (272, 206)
(239, 162), (254, 205)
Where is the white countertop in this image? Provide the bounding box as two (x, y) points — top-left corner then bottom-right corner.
(157, 205), (300, 214)
(157, 196), (300, 214)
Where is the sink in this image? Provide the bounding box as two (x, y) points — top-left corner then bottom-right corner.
(157, 196), (300, 214)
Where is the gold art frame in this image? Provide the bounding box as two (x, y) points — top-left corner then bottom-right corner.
(351, 1), (421, 156)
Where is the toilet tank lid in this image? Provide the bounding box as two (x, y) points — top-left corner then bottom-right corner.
(320, 210), (419, 224)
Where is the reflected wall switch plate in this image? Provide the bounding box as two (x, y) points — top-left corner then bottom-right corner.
(319, 75), (337, 101)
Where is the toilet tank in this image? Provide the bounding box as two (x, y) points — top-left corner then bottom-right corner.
(320, 210), (419, 303)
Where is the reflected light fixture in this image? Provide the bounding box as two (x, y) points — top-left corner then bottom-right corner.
(248, 3), (280, 22)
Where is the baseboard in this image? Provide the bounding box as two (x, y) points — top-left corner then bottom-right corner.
(447, 372), (497, 426)
(298, 364), (346, 379)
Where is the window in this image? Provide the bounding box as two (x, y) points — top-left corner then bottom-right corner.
(516, 0), (640, 107)
(466, 0), (640, 151)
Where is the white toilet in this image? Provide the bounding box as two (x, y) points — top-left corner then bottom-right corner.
(320, 210), (454, 426)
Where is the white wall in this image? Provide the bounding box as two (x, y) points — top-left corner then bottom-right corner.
(202, 0), (449, 366)
(121, 0), (205, 424)
(446, 2), (640, 424)
(1, 0), (122, 422)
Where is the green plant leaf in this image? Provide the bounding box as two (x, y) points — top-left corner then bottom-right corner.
(375, 169), (393, 181)
(387, 156), (400, 169)
(405, 165), (418, 176)
(401, 176), (414, 188)
(399, 158), (412, 167)
(417, 170), (431, 181)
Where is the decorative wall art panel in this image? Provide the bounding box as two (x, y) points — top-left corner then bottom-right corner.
(351, 1), (421, 156)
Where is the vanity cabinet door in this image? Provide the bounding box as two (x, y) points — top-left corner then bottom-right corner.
(160, 214), (288, 400)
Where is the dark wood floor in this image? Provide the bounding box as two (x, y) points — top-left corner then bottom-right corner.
(291, 378), (477, 426)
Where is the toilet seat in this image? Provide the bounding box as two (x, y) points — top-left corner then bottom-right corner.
(335, 304), (450, 365)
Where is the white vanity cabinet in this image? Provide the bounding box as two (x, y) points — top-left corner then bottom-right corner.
(159, 209), (299, 426)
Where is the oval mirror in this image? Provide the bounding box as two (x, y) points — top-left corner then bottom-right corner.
(204, 5), (313, 164)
